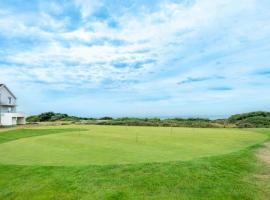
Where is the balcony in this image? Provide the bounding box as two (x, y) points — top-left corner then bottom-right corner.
(0, 111), (18, 114)
(0, 112), (25, 116)
(0, 102), (17, 107)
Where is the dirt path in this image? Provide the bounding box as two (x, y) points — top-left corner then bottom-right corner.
(255, 143), (270, 198)
(257, 143), (270, 165)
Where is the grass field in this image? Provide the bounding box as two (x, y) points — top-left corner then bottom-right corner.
(0, 125), (270, 199)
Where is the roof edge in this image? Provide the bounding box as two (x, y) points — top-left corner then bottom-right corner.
(0, 84), (17, 99)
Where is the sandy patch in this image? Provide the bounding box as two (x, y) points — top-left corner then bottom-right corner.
(257, 143), (270, 165)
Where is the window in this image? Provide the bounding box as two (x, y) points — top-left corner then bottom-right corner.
(8, 97), (12, 104)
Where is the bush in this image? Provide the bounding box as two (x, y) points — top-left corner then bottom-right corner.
(228, 111), (270, 123)
(99, 117), (113, 120)
(26, 115), (40, 122)
(228, 111), (270, 128)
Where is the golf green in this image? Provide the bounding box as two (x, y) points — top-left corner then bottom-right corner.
(0, 126), (266, 166)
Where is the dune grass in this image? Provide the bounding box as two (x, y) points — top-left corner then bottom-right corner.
(0, 126), (269, 199)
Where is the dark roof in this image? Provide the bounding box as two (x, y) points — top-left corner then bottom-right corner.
(0, 84), (17, 99)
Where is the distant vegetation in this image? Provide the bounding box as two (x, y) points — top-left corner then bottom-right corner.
(26, 112), (94, 122)
(96, 117), (219, 128)
(228, 111), (270, 128)
(26, 111), (270, 128)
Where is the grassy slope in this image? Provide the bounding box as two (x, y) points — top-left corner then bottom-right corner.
(0, 127), (269, 199)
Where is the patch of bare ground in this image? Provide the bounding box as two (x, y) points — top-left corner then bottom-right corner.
(254, 143), (270, 198)
(257, 143), (270, 165)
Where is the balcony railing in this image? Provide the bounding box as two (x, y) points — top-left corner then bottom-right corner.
(0, 112), (25, 117)
(0, 111), (18, 113)
(0, 102), (17, 106)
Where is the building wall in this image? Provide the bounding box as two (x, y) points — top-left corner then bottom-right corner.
(0, 86), (17, 106)
(0, 85), (17, 113)
(0, 113), (13, 125)
(0, 113), (26, 126)
(0, 106), (16, 112)
(17, 117), (26, 125)
(0, 85), (25, 126)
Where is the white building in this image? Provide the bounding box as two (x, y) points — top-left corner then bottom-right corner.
(0, 84), (26, 126)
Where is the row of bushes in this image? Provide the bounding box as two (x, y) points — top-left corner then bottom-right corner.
(26, 112), (222, 128)
(26, 111), (270, 128)
(26, 112), (94, 122)
(95, 118), (220, 128)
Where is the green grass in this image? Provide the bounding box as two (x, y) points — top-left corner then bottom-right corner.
(0, 126), (269, 199)
(0, 128), (86, 144)
(0, 126), (266, 166)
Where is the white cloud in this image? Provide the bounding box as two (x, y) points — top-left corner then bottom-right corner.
(74, 0), (102, 19)
(1, 0), (270, 116)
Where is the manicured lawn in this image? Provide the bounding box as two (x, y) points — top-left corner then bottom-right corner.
(0, 126), (267, 166)
(0, 126), (269, 199)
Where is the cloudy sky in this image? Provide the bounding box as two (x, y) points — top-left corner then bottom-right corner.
(0, 0), (270, 118)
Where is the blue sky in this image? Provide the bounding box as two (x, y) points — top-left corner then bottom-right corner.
(0, 0), (270, 118)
